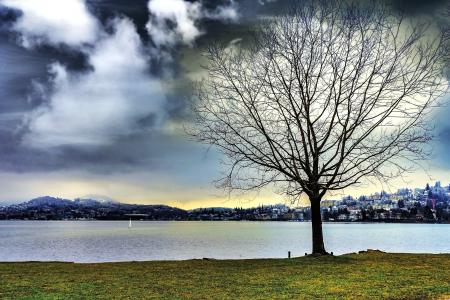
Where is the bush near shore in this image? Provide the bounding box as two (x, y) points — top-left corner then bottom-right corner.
(1, 252), (449, 299)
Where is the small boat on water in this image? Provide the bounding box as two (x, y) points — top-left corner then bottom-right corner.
(124, 214), (148, 228)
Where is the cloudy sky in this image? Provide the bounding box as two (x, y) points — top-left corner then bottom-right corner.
(0, 0), (449, 208)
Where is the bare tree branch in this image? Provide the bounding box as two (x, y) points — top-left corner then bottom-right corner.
(188, 1), (448, 254)
(191, 1), (447, 199)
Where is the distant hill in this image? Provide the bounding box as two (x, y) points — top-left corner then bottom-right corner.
(25, 196), (73, 207)
(0, 196), (187, 220)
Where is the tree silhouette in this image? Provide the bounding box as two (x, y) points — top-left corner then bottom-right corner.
(190, 1), (448, 254)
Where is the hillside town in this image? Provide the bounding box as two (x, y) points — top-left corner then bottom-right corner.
(1, 181), (449, 222)
(318, 181), (450, 223)
(195, 181), (450, 223)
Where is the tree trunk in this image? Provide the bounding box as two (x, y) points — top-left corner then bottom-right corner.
(310, 198), (327, 255)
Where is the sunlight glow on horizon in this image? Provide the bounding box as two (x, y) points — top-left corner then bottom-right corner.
(1, 167), (450, 209)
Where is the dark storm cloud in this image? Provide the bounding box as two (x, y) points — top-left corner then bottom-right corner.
(0, 0), (448, 176)
(0, 126), (209, 174)
(229, 0), (450, 17)
(0, 38), (49, 111)
(0, 0), (236, 175)
(0, 31), (96, 173)
(86, 0), (150, 38)
(0, 36), (93, 175)
(388, 0), (449, 14)
(0, 4), (21, 28)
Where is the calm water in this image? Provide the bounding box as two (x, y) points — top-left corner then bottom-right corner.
(0, 221), (448, 262)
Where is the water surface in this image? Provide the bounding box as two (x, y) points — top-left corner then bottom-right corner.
(0, 221), (448, 262)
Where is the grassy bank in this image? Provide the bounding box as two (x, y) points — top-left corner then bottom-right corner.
(1, 252), (449, 299)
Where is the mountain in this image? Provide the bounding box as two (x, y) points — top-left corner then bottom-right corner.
(0, 196), (187, 220)
(24, 196), (73, 207)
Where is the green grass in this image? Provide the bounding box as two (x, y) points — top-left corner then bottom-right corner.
(0, 252), (449, 299)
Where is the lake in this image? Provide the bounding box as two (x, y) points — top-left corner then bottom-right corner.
(0, 221), (448, 262)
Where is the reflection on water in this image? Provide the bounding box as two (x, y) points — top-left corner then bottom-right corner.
(0, 221), (448, 262)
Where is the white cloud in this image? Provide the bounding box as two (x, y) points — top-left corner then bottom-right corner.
(23, 18), (164, 147)
(146, 0), (238, 47)
(146, 0), (203, 47)
(206, 1), (239, 22)
(1, 0), (99, 47)
(8, 0), (238, 148)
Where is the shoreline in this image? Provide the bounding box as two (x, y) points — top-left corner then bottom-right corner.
(1, 250), (449, 264)
(1, 219), (450, 224)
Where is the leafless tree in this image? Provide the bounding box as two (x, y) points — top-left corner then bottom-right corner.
(189, 1), (448, 255)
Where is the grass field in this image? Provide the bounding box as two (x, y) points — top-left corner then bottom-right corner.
(0, 251), (449, 299)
